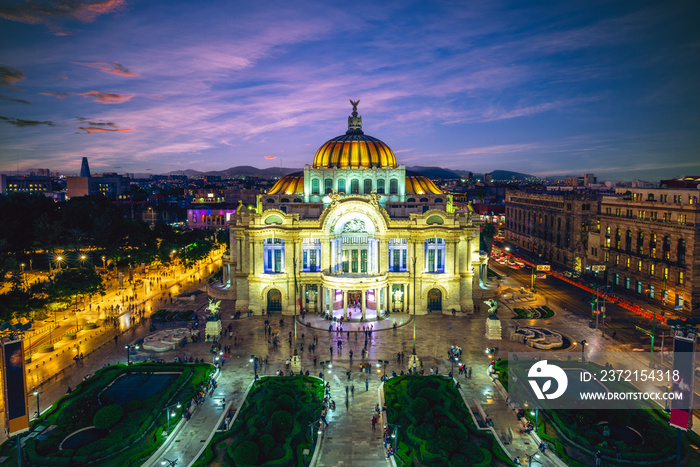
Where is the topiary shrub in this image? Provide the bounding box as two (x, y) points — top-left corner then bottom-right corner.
(277, 394), (295, 412)
(437, 425), (454, 440)
(418, 387), (440, 405)
(93, 404), (123, 430)
(258, 433), (275, 455)
(270, 410), (293, 434)
(411, 397), (430, 420)
(436, 436), (459, 454)
(230, 440), (259, 466)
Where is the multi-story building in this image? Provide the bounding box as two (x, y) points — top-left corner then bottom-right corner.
(213, 103), (486, 316)
(593, 185), (700, 315)
(505, 190), (599, 274)
(0, 174), (53, 195)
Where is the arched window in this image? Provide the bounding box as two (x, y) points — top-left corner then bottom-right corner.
(420, 198), (428, 203)
(625, 230), (632, 252)
(311, 178), (320, 195)
(389, 179), (398, 194)
(324, 178), (333, 194)
(376, 179), (385, 194)
(663, 236), (671, 260)
(615, 228), (621, 249)
(266, 198), (275, 203)
(337, 179), (346, 193)
(281, 198), (289, 203)
(350, 179), (359, 194)
(363, 179), (372, 194)
(407, 198), (415, 202)
(293, 198), (302, 203)
(435, 198), (443, 203)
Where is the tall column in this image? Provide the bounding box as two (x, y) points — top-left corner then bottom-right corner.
(343, 290), (348, 319)
(385, 286), (390, 313)
(361, 290), (366, 320)
(380, 239), (389, 273)
(322, 239), (331, 273)
(330, 239), (336, 273)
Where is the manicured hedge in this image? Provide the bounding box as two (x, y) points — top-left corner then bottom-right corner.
(385, 375), (512, 466)
(195, 376), (323, 467)
(18, 363), (211, 467)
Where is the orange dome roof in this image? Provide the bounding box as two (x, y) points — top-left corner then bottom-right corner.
(312, 100), (398, 169)
(268, 171), (304, 195)
(405, 171), (443, 195)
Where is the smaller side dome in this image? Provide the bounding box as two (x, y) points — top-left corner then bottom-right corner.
(268, 172), (304, 195)
(405, 171), (443, 195)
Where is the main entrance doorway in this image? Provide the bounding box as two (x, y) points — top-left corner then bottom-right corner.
(267, 289), (282, 313)
(427, 288), (442, 313)
(329, 289), (379, 321)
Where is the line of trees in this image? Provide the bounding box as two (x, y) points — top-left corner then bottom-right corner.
(0, 193), (227, 321)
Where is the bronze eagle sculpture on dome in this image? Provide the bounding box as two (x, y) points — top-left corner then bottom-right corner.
(350, 99), (360, 112)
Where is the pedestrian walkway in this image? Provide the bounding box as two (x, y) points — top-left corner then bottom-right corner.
(142, 366), (249, 467)
(316, 364), (387, 466)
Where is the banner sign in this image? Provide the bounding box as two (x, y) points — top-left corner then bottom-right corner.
(2, 339), (29, 436)
(670, 332), (696, 430)
(536, 265), (550, 271)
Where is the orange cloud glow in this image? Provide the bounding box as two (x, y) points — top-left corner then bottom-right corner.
(79, 91), (133, 104)
(79, 126), (133, 134)
(74, 61), (139, 77)
(265, 156), (277, 159)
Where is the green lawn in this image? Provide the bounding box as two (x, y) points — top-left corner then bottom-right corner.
(194, 375), (324, 466)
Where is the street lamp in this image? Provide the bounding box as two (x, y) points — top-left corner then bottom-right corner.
(580, 340), (587, 362)
(250, 355), (258, 378)
(56, 255), (64, 271)
(33, 389), (40, 419)
(125, 344), (139, 365)
(386, 423), (400, 458)
(450, 355), (459, 376)
(164, 402), (182, 434)
(161, 459), (177, 467)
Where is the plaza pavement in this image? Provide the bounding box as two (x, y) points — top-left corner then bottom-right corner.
(19, 268), (700, 466)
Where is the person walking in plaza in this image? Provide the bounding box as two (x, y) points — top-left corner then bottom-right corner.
(468, 366), (472, 379)
(365, 377), (369, 391)
(371, 415), (378, 431)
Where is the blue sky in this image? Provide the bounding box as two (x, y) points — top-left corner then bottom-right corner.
(1, 0), (698, 180)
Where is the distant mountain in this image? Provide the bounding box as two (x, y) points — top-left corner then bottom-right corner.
(160, 165), (536, 181)
(406, 166), (462, 179)
(488, 170), (538, 181)
(167, 166), (300, 178)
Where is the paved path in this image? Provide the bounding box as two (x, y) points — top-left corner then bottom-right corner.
(316, 365), (387, 466)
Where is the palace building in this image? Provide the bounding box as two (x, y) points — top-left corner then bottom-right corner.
(213, 102), (485, 317)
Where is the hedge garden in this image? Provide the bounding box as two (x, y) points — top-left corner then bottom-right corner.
(194, 375), (324, 466)
(512, 305), (555, 319)
(497, 360), (700, 466)
(384, 375), (513, 466)
(0, 362), (211, 467)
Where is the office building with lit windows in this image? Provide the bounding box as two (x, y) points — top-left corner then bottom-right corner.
(594, 185), (700, 315)
(210, 103), (485, 316)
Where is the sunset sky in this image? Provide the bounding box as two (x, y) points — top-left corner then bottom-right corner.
(1, 0), (698, 180)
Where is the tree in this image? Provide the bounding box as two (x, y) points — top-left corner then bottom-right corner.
(48, 267), (105, 316)
(480, 222), (496, 254)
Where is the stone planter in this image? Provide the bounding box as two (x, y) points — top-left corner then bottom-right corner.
(62, 333), (77, 341)
(39, 344), (54, 353)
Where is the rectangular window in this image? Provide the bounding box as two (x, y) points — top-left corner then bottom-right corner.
(342, 250), (349, 273)
(650, 212), (657, 221)
(615, 274), (619, 285)
(678, 294), (684, 308)
(650, 247), (656, 259)
(428, 249), (435, 272)
(625, 277), (630, 289)
(637, 261), (642, 272)
(401, 250), (407, 270)
(361, 249), (367, 273)
(650, 285), (655, 298)
(679, 271), (684, 285)
(351, 249), (358, 273)
(625, 257), (630, 269)
(636, 281), (642, 293)
(274, 249), (282, 273)
(615, 255), (619, 265)
(649, 263), (655, 276)
(604, 251), (609, 262)
(678, 214), (687, 225)
(663, 267), (669, 280)
(309, 250), (317, 272)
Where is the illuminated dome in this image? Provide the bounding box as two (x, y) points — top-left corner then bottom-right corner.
(312, 100), (398, 169)
(268, 171), (304, 195)
(405, 171), (443, 195)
